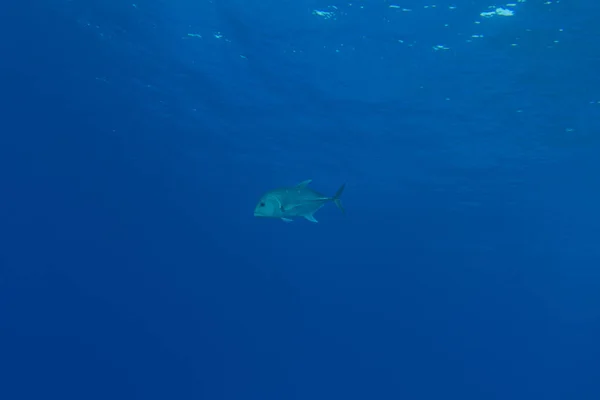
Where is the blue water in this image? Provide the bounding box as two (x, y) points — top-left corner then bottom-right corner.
(1, 0), (600, 399)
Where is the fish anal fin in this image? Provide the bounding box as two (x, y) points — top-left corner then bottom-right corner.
(304, 214), (318, 223)
(281, 218), (293, 223)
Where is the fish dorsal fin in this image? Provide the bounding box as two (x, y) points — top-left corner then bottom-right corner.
(296, 179), (312, 188)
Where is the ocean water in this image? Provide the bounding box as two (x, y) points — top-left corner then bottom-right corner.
(1, 0), (599, 399)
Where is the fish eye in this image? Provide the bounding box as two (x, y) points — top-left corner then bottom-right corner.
(260, 202), (265, 207)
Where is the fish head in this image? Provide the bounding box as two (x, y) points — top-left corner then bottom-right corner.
(254, 192), (284, 218)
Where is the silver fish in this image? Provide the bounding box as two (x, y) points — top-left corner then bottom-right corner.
(254, 179), (345, 223)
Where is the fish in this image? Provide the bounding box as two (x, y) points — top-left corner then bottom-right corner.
(253, 179), (345, 223)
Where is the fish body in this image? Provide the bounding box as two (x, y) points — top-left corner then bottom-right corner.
(254, 180), (345, 223)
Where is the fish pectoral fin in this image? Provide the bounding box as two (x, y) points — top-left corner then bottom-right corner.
(304, 214), (318, 223)
(281, 218), (293, 223)
(296, 179), (312, 188)
(281, 203), (302, 212)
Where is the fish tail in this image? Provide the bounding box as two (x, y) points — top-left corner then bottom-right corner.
(332, 183), (346, 214)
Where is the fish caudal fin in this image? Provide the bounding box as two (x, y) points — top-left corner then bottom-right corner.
(333, 184), (346, 214)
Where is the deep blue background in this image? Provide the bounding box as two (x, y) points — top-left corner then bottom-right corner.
(1, 1), (600, 399)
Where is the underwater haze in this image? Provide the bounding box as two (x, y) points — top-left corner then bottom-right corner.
(1, 0), (600, 399)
